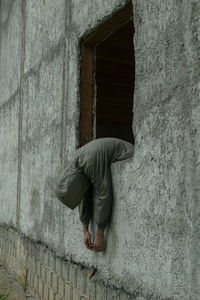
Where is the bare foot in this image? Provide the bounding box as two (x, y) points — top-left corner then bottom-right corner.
(83, 224), (94, 251)
(94, 229), (105, 252)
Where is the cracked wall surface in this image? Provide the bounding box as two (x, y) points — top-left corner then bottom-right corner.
(0, 0), (200, 299)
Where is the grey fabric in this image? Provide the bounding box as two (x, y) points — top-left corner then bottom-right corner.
(55, 163), (90, 209)
(56, 138), (134, 228)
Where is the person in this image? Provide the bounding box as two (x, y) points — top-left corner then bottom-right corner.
(55, 138), (134, 252)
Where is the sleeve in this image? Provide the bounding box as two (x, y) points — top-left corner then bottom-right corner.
(85, 158), (113, 229)
(78, 184), (93, 225)
(112, 140), (134, 162)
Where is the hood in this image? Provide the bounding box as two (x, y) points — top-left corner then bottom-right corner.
(55, 165), (90, 209)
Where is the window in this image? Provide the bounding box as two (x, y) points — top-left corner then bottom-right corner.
(80, 2), (134, 146)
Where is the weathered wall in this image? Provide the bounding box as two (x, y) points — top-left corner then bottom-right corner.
(0, 0), (200, 299)
(131, 1), (200, 299)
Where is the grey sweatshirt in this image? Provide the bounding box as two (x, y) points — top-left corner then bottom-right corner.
(56, 138), (134, 229)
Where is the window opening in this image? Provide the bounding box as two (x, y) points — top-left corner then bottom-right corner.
(80, 2), (134, 146)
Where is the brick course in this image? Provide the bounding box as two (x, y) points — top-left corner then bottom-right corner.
(0, 226), (136, 300)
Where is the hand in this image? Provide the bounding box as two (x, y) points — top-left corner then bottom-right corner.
(94, 229), (105, 252)
(83, 229), (94, 251)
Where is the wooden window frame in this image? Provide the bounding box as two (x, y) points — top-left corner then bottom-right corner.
(80, 1), (133, 146)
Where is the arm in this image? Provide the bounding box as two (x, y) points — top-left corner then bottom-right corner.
(79, 186), (94, 251)
(92, 165), (113, 229)
(83, 153), (113, 230)
(78, 184), (93, 225)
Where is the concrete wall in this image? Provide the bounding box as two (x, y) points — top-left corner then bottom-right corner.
(0, 0), (200, 299)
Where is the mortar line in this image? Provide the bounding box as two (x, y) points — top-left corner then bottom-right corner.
(17, 0), (26, 230)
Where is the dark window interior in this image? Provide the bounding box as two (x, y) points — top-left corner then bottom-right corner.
(95, 21), (135, 144)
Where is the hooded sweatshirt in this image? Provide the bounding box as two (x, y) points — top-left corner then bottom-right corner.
(56, 138), (134, 229)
